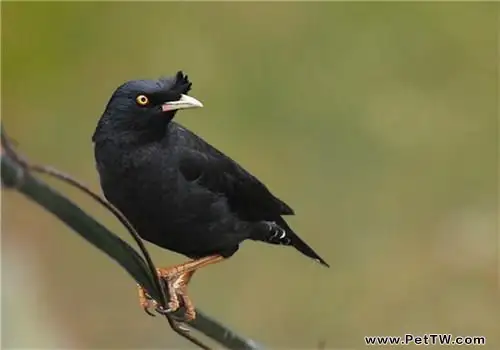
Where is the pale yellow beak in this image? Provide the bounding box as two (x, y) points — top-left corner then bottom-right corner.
(161, 94), (203, 112)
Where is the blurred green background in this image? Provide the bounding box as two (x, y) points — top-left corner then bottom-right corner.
(2, 2), (498, 349)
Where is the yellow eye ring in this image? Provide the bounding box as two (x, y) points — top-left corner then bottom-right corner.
(136, 95), (149, 106)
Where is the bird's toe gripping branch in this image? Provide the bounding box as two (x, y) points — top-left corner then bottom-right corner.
(138, 271), (191, 318)
(138, 284), (157, 317)
(137, 255), (224, 321)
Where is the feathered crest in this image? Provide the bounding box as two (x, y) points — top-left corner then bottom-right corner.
(159, 71), (192, 95)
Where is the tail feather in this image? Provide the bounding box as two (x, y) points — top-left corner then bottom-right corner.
(251, 218), (330, 268)
(289, 231), (330, 267)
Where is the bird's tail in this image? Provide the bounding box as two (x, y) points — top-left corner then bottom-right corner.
(251, 218), (330, 268)
(289, 230), (330, 267)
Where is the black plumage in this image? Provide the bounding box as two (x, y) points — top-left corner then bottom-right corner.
(92, 71), (328, 319)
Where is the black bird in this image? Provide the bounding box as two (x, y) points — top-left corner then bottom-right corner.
(92, 71), (328, 320)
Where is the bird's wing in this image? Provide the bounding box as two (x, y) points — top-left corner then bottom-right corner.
(177, 144), (294, 219)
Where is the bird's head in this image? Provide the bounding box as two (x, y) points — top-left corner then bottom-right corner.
(93, 71), (203, 142)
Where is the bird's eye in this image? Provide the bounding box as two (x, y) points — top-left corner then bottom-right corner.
(136, 95), (149, 106)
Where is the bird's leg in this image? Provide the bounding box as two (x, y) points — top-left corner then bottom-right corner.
(159, 269), (183, 313)
(172, 270), (196, 320)
(157, 255), (225, 279)
(152, 255), (224, 320)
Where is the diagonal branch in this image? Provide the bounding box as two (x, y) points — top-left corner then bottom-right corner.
(1, 126), (264, 350)
(26, 163), (205, 347)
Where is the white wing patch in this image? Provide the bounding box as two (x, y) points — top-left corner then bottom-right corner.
(266, 221), (291, 245)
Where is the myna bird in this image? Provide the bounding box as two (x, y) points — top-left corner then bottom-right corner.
(92, 71), (328, 320)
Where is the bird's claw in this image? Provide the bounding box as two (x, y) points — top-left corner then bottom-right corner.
(138, 280), (185, 317)
(138, 284), (160, 317)
(141, 298), (181, 318)
(154, 303), (176, 315)
(154, 303), (191, 332)
(137, 264), (207, 322)
(143, 305), (157, 317)
(140, 294), (158, 317)
(183, 308), (196, 322)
